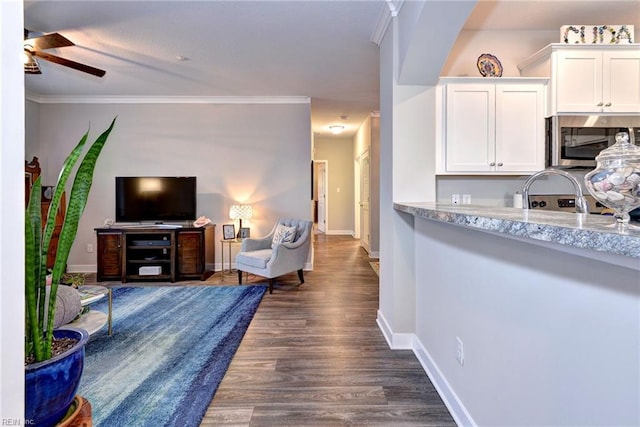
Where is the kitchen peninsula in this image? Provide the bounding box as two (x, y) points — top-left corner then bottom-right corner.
(390, 202), (640, 426)
(395, 202), (640, 263)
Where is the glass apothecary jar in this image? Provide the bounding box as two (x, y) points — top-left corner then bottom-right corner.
(584, 131), (640, 229)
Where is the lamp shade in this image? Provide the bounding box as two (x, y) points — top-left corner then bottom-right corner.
(229, 205), (252, 220)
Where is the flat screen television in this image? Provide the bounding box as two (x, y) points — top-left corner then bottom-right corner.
(115, 176), (197, 222)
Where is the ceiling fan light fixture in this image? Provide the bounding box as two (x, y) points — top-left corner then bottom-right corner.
(23, 50), (42, 74)
(329, 125), (345, 135)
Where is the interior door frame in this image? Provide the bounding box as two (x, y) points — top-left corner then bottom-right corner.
(358, 150), (370, 253)
(354, 158), (360, 239)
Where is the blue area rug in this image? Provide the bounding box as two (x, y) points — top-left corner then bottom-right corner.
(78, 285), (266, 427)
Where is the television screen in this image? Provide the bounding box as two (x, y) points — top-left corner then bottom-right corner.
(115, 177), (197, 222)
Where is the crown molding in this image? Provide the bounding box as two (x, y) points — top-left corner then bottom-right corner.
(370, 0), (404, 46)
(25, 93), (310, 105)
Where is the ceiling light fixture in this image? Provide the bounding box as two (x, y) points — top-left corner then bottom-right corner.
(23, 48), (42, 74)
(329, 125), (345, 135)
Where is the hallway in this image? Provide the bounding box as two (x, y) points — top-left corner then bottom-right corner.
(205, 234), (455, 426)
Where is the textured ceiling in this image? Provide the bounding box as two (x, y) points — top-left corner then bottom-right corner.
(24, 1), (639, 138)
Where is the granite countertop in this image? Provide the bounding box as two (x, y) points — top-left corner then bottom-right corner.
(394, 202), (640, 260)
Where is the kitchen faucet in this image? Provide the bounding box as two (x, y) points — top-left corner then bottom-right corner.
(522, 169), (589, 213)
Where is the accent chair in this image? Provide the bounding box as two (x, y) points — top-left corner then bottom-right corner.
(235, 218), (312, 294)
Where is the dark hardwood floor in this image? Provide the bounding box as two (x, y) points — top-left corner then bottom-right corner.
(202, 232), (455, 426)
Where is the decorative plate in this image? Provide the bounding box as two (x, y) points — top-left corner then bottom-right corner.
(477, 53), (503, 77)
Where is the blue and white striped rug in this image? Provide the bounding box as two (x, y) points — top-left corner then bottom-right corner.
(78, 285), (266, 427)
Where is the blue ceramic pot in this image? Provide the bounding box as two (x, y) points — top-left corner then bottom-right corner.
(25, 327), (89, 427)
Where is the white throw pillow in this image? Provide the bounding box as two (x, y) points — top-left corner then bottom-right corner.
(271, 224), (297, 247)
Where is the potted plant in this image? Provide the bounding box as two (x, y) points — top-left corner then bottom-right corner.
(25, 118), (116, 426)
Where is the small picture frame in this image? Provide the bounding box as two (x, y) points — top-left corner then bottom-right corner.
(240, 227), (250, 239)
(223, 224), (236, 240)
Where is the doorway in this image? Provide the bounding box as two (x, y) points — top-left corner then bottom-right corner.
(315, 160), (328, 233)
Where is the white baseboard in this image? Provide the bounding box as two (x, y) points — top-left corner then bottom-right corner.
(376, 310), (413, 349)
(377, 309), (475, 426)
(67, 265), (96, 273)
(412, 336), (476, 427)
(325, 229), (354, 236)
(368, 251), (379, 259)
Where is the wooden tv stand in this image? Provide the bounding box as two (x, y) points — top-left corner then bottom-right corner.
(95, 225), (215, 282)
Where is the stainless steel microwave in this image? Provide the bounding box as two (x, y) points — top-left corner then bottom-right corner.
(546, 115), (640, 168)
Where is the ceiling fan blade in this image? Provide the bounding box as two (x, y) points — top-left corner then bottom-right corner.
(31, 50), (106, 78)
(24, 32), (74, 50)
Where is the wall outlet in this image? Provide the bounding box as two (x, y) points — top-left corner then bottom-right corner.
(456, 337), (464, 366)
(451, 194), (461, 204)
(86, 243), (94, 253)
(462, 194), (471, 204)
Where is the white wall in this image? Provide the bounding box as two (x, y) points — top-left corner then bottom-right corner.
(395, 0), (476, 85)
(25, 100), (40, 160)
(379, 20), (397, 340)
(0, 0), (26, 418)
(444, 28), (640, 79)
(414, 217), (640, 426)
(379, 11), (445, 345)
(353, 114), (381, 255)
(30, 101), (312, 271)
(315, 137), (355, 235)
(437, 171), (591, 207)
(442, 30), (560, 77)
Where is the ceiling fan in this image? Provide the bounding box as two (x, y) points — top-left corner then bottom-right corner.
(23, 29), (106, 77)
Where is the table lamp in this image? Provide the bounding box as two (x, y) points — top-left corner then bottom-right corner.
(229, 204), (252, 238)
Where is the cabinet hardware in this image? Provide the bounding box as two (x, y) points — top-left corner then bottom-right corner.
(497, 162), (504, 166)
(489, 162), (496, 166)
(597, 102), (604, 106)
(605, 102), (612, 107)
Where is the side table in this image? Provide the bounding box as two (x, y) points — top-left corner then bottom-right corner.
(71, 285), (113, 335)
(220, 238), (242, 280)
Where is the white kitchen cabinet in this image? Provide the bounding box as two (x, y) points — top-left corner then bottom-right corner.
(519, 44), (640, 114)
(442, 80), (545, 174)
(556, 49), (640, 113)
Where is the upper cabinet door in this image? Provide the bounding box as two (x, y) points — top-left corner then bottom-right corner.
(556, 50), (602, 113)
(603, 51), (640, 113)
(495, 84), (545, 173)
(445, 83), (495, 172)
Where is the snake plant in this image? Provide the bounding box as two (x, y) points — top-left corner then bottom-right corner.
(25, 118), (116, 363)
